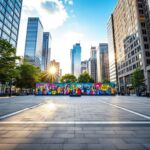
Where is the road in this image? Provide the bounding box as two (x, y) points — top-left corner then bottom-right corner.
(0, 96), (150, 150)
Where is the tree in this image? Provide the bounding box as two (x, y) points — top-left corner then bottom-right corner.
(0, 39), (20, 95)
(60, 74), (77, 83)
(131, 67), (145, 95)
(102, 79), (110, 83)
(16, 61), (40, 90)
(78, 72), (94, 83)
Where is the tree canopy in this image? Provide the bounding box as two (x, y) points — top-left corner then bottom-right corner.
(78, 72), (94, 83)
(131, 67), (145, 90)
(0, 39), (20, 84)
(60, 74), (77, 83)
(16, 61), (40, 89)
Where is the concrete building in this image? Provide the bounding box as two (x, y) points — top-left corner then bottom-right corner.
(97, 44), (109, 82)
(0, 0), (23, 47)
(24, 17), (43, 68)
(107, 15), (118, 85)
(42, 32), (51, 71)
(89, 47), (97, 82)
(81, 60), (88, 73)
(70, 43), (81, 77)
(108, 0), (150, 93)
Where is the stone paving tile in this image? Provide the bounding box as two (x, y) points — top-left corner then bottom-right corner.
(87, 144), (117, 150)
(115, 143), (146, 150)
(143, 144), (150, 149)
(0, 96), (150, 150)
(63, 144), (87, 150)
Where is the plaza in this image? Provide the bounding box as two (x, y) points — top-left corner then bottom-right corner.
(0, 96), (150, 150)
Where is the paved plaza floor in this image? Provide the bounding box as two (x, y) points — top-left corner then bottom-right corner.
(0, 96), (150, 150)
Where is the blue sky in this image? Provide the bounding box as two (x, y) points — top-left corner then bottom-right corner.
(17, 0), (117, 74)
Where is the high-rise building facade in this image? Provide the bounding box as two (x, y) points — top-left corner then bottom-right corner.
(42, 32), (51, 71)
(81, 60), (88, 73)
(107, 15), (118, 85)
(89, 47), (97, 82)
(24, 17), (43, 68)
(70, 43), (81, 77)
(0, 0), (23, 47)
(109, 0), (150, 93)
(97, 44), (109, 82)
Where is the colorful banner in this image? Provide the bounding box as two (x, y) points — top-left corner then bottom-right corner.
(36, 82), (116, 96)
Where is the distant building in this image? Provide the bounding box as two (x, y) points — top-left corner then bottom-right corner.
(70, 43), (81, 77)
(89, 47), (97, 82)
(97, 44), (109, 82)
(42, 32), (51, 71)
(0, 0), (23, 47)
(81, 60), (88, 73)
(24, 17), (43, 68)
(107, 15), (118, 85)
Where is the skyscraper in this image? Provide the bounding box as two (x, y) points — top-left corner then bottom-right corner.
(24, 17), (43, 68)
(107, 15), (118, 85)
(108, 0), (150, 93)
(97, 44), (109, 82)
(89, 47), (97, 82)
(70, 43), (81, 77)
(0, 0), (23, 47)
(81, 60), (88, 73)
(42, 32), (51, 71)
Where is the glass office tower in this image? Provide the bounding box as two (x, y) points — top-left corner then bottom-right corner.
(42, 32), (51, 71)
(24, 17), (43, 68)
(70, 43), (81, 78)
(97, 44), (109, 82)
(0, 0), (23, 47)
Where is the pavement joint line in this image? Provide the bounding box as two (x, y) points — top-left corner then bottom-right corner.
(0, 103), (44, 120)
(0, 121), (150, 124)
(100, 101), (150, 120)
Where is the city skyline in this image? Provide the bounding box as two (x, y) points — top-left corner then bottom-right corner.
(17, 0), (117, 74)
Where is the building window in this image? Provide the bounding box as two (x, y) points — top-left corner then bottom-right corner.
(144, 44), (149, 49)
(142, 29), (147, 34)
(147, 59), (150, 65)
(146, 51), (150, 57)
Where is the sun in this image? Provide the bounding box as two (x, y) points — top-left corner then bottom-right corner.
(48, 66), (56, 75)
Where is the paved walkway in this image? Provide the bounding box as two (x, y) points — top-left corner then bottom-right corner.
(0, 96), (150, 150)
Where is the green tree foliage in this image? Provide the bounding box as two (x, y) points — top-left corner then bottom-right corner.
(60, 74), (77, 83)
(131, 67), (145, 92)
(16, 61), (40, 89)
(102, 79), (110, 83)
(0, 39), (20, 84)
(78, 72), (94, 83)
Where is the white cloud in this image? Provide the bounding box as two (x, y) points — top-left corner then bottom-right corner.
(51, 31), (84, 74)
(17, 0), (68, 56)
(65, 0), (74, 5)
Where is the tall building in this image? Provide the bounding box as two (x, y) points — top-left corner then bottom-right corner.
(70, 43), (81, 77)
(0, 0), (23, 47)
(81, 60), (88, 73)
(42, 32), (52, 71)
(108, 0), (150, 93)
(24, 17), (43, 68)
(97, 44), (109, 82)
(89, 47), (97, 82)
(107, 15), (118, 85)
